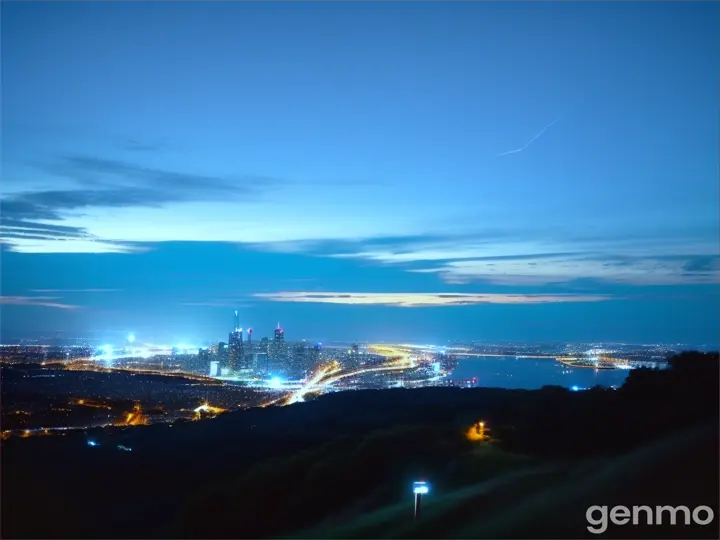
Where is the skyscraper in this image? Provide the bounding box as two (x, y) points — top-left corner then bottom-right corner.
(269, 323), (288, 375)
(228, 311), (244, 372)
(216, 342), (227, 369)
(244, 328), (254, 368)
(274, 322), (284, 342)
(255, 336), (271, 377)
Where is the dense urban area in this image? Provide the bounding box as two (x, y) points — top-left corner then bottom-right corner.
(1, 310), (705, 441)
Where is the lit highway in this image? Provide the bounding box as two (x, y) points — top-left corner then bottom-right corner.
(260, 344), (418, 407)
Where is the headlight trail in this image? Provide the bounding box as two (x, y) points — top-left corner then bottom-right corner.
(262, 345), (421, 408)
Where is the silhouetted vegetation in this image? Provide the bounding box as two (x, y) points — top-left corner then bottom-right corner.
(2, 352), (717, 539)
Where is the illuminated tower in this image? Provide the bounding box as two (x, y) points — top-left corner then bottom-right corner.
(244, 328), (254, 369)
(228, 309), (244, 372)
(269, 323), (288, 375)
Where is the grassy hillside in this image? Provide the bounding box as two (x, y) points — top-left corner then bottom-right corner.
(302, 424), (718, 539)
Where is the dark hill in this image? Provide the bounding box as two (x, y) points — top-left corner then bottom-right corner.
(2, 351), (717, 539)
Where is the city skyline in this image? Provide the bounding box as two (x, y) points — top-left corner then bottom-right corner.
(2, 2), (719, 344)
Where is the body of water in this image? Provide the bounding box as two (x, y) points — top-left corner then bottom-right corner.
(450, 356), (631, 390)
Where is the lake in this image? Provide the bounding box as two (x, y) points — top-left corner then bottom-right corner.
(450, 356), (631, 390)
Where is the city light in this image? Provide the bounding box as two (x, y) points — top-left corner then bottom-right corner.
(413, 481), (429, 495)
(268, 376), (283, 389)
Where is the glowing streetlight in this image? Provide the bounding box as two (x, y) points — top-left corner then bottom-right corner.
(412, 481), (429, 520)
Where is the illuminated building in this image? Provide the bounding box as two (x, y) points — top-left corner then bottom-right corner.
(253, 351), (269, 377)
(216, 342), (227, 369)
(309, 343), (321, 366)
(228, 310), (245, 372)
(269, 323), (288, 375)
(292, 341), (310, 378)
(228, 328), (244, 372)
(244, 328), (254, 367)
(274, 322), (285, 343)
(209, 360), (219, 377)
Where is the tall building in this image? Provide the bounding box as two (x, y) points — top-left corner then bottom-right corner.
(228, 328), (244, 372)
(274, 322), (284, 343)
(216, 342), (227, 369)
(309, 343), (322, 367)
(269, 323), (288, 375)
(255, 336), (271, 377)
(199, 348), (211, 369)
(292, 342), (309, 378)
(228, 310), (244, 372)
(209, 360), (219, 377)
(244, 328), (254, 367)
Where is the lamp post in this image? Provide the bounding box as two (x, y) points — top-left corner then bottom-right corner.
(412, 481), (429, 520)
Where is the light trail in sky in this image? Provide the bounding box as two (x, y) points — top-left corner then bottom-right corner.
(497, 115), (563, 156)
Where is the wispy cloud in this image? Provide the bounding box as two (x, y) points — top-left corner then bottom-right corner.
(411, 254), (720, 286)
(254, 291), (612, 307)
(283, 229), (719, 287)
(1, 154), (286, 253)
(180, 300), (255, 308)
(29, 288), (121, 293)
(0, 198), (151, 254)
(497, 115), (563, 157)
(0, 296), (80, 310)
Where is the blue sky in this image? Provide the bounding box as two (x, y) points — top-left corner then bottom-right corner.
(1, 2), (718, 345)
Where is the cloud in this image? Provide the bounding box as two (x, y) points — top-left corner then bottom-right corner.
(1, 154), (285, 252)
(123, 141), (162, 152)
(413, 254), (720, 286)
(682, 256), (720, 274)
(0, 296), (80, 310)
(180, 301), (255, 308)
(0, 195), (152, 253)
(254, 291), (612, 307)
(29, 289), (121, 293)
(271, 229), (719, 287)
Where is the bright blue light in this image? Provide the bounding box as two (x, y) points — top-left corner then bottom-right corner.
(268, 377), (283, 389)
(570, 385), (582, 392)
(413, 481), (429, 495)
(87, 440), (99, 447)
(100, 345), (112, 356)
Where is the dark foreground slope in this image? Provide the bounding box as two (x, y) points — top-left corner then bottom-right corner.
(2, 352), (718, 539)
(300, 424), (718, 539)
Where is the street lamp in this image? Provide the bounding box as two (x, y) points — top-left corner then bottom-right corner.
(412, 481), (429, 520)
